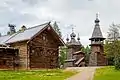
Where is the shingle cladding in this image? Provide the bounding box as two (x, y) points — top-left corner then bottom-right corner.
(89, 13), (106, 40)
(91, 25), (104, 39)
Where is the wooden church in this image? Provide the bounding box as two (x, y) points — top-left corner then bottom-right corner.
(64, 30), (85, 67)
(89, 14), (107, 66)
(0, 22), (64, 69)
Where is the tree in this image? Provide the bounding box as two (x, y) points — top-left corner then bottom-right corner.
(105, 23), (120, 69)
(59, 46), (67, 66)
(107, 23), (120, 41)
(81, 45), (91, 66)
(113, 40), (120, 70)
(53, 21), (62, 37)
(52, 21), (66, 67)
(104, 41), (114, 65)
(81, 46), (86, 53)
(81, 46), (91, 55)
(85, 46), (91, 54)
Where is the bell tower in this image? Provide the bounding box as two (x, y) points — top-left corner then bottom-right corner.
(89, 13), (106, 66)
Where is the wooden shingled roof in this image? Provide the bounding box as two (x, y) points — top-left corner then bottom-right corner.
(0, 22), (64, 46)
(89, 15), (105, 40)
(89, 25), (104, 40)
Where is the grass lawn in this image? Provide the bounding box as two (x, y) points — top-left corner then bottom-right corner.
(0, 69), (77, 80)
(94, 66), (120, 80)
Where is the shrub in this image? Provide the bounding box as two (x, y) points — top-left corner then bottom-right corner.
(114, 56), (120, 70)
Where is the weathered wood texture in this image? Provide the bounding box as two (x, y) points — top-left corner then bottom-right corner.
(8, 27), (60, 69)
(28, 28), (59, 69)
(65, 45), (84, 67)
(89, 45), (107, 66)
(0, 48), (18, 69)
(10, 41), (28, 69)
(97, 53), (107, 66)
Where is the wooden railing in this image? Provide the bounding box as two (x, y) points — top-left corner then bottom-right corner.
(91, 41), (103, 44)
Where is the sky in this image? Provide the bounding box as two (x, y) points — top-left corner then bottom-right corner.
(0, 0), (120, 46)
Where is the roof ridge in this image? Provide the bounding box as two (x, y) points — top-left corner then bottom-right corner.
(0, 22), (50, 44)
(0, 22), (50, 38)
(26, 22), (49, 30)
(4, 33), (19, 43)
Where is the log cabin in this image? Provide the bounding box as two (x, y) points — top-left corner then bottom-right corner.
(0, 22), (64, 69)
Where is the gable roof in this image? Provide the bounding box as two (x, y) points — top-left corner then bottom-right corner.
(0, 22), (64, 46)
(5, 22), (49, 43)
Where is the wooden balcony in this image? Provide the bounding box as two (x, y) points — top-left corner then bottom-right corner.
(91, 41), (103, 44)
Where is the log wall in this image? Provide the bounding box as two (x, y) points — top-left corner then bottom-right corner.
(29, 29), (59, 69)
(0, 48), (18, 69)
(10, 41), (28, 69)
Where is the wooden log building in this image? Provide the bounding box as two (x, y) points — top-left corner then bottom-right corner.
(64, 30), (85, 67)
(0, 22), (64, 69)
(89, 14), (107, 66)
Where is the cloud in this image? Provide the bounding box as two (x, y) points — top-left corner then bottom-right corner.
(0, 0), (120, 46)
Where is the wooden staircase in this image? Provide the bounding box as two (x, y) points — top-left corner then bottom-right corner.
(75, 57), (85, 67)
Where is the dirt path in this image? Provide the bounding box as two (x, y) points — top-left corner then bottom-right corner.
(66, 67), (99, 80)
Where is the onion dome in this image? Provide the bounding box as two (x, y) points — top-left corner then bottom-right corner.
(95, 18), (100, 23)
(70, 32), (76, 39)
(77, 37), (80, 41)
(66, 37), (69, 42)
(66, 34), (69, 42)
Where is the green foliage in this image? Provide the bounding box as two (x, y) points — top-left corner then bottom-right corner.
(59, 46), (67, 66)
(114, 55), (120, 70)
(104, 41), (114, 65)
(105, 40), (120, 68)
(0, 69), (77, 80)
(94, 66), (120, 80)
(53, 21), (62, 37)
(85, 46), (91, 54)
(114, 41), (120, 69)
(81, 45), (91, 66)
(52, 21), (65, 66)
(113, 41), (120, 69)
(105, 23), (120, 69)
(81, 46), (86, 53)
(81, 46), (91, 54)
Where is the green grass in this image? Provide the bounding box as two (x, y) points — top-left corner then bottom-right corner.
(94, 66), (120, 80)
(0, 69), (77, 80)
